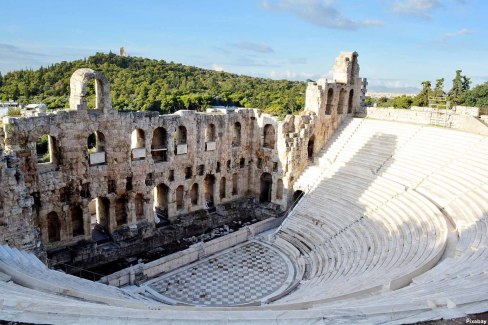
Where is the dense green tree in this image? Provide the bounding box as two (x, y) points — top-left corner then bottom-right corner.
(462, 82), (488, 108)
(412, 81), (432, 107)
(448, 70), (471, 105)
(0, 52), (306, 117)
(433, 78), (445, 97)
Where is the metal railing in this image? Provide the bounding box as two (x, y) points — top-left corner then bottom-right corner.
(47, 258), (105, 282)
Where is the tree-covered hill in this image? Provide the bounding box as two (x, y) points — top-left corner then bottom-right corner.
(0, 52), (306, 116)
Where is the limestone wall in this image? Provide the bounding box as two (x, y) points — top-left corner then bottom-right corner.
(358, 106), (488, 135)
(0, 148), (40, 254)
(0, 51), (364, 255)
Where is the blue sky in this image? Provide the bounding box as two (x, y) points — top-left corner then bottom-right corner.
(0, 0), (487, 93)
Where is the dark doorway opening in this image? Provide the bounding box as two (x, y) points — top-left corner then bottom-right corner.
(260, 173), (273, 203)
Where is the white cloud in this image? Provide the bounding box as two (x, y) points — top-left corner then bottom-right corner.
(443, 27), (473, 39)
(211, 64), (225, 72)
(269, 69), (317, 80)
(230, 42), (274, 53)
(261, 0), (383, 30)
(391, 0), (442, 18)
(426, 28), (474, 48)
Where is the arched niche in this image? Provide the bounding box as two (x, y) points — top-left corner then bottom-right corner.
(232, 122), (241, 146)
(348, 89), (354, 114)
(260, 173), (273, 203)
(47, 211), (61, 242)
(338, 88), (347, 114)
(263, 124), (276, 149)
(325, 88), (334, 115)
(151, 127), (168, 162)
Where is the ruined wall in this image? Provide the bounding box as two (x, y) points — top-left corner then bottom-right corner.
(0, 51), (365, 255)
(0, 146), (40, 254)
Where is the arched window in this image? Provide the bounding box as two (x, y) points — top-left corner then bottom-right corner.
(190, 183), (199, 205)
(276, 179), (284, 200)
(325, 88), (334, 115)
(71, 206), (84, 237)
(36, 135), (58, 164)
(131, 129), (146, 160)
(135, 194), (145, 220)
(205, 124), (217, 151)
(263, 124), (276, 149)
(204, 175), (216, 202)
(307, 135), (315, 161)
(260, 173), (273, 203)
(176, 185), (185, 210)
(174, 126), (188, 155)
(88, 197), (110, 240)
(338, 88), (347, 114)
(348, 89), (354, 114)
(232, 122), (241, 147)
(151, 127), (168, 162)
(153, 184), (169, 218)
(232, 173), (239, 196)
(87, 131), (106, 165)
(47, 211), (61, 242)
(220, 177), (226, 199)
(115, 197), (128, 226)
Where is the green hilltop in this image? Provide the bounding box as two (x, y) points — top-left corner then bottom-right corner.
(0, 52), (306, 116)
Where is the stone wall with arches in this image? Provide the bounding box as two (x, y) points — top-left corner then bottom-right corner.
(0, 51), (365, 255)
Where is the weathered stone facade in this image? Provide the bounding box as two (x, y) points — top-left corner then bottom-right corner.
(0, 52), (364, 258)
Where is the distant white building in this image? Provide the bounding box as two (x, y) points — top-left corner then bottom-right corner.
(0, 100), (19, 108)
(25, 103), (47, 111)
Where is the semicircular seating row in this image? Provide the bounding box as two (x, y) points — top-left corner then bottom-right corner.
(0, 117), (486, 324)
(268, 118), (488, 318)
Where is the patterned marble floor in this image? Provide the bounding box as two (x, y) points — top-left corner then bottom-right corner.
(144, 241), (295, 306)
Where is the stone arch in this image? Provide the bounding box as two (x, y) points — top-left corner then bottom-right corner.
(69, 68), (111, 112)
(276, 179), (284, 200)
(174, 125), (188, 155)
(71, 205), (84, 237)
(232, 173), (239, 195)
(135, 193), (145, 220)
(348, 89), (354, 114)
(87, 131), (106, 165)
(220, 177), (226, 199)
(87, 131), (106, 152)
(260, 173), (273, 203)
(263, 124), (276, 149)
(204, 174), (216, 202)
(153, 183), (169, 217)
(338, 88), (347, 114)
(151, 127), (167, 162)
(115, 197), (128, 226)
(36, 134), (58, 164)
(190, 183), (199, 205)
(175, 185), (185, 210)
(307, 135), (315, 161)
(91, 197), (110, 231)
(175, 125), (187, 145)
(47, 211), (61, 242)
(131, 129), (145, 149)
(326, 88), (334, 115)
(232, 122), (241, 146)
(205, 123), (216, 142)
(131, 129), (146, 160)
